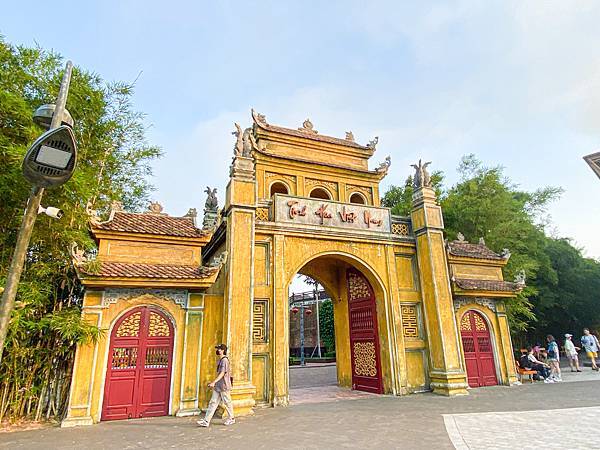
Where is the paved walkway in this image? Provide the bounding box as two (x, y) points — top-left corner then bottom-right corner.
(2, 367), (600, 449)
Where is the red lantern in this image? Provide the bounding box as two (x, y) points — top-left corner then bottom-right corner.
(291, 307), (299, 314)
(305, 309), (313, 316)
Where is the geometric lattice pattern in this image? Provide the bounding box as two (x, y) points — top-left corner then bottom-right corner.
(256, 208), (270, 222)
(353, 341), (377, 377)
(350, 308), (374, 333)
(116, 312), (141, 337)
(148, 312), (170, 337)
(111, 347), (138, 369)
(348, 271), (371, 302)
(253, 300), (267, 343)
(145, 346), (170, 368)
(391, 223), (410, 236)
(401, 304), (419, 338)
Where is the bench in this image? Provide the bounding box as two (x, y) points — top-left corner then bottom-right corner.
(515, 360), (537, 383)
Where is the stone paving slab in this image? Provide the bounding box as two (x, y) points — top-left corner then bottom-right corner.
(444, 406), (600, 450)
(3, 379), (600, 449)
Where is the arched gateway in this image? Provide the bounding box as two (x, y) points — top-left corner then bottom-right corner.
(63, 111), (524, 426)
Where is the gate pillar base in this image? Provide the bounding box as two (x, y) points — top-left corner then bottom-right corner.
(61, 416), (94, 428)
(176, 408), (202, 417)
(230, 384), (256, 416)
(430, 372), (469, 396)
(273, 395), (289, 407)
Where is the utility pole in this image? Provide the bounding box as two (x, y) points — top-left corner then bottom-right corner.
(299, 303), (305, 367)
(313, 283), (322, 358)
(0, 61), (74, 364)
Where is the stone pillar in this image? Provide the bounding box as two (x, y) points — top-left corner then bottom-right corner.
(411, 185), (468, 395)
(223, 156), (257, 414)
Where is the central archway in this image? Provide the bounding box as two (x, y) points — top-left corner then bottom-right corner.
(283, 252), (388, 401)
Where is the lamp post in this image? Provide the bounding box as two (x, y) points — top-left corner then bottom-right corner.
(0, 61), (77, 363)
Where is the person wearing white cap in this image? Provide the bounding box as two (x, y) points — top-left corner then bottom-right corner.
(564, 334), (581, 372)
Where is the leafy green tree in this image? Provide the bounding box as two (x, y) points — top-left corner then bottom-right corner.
(381, 154), (568, 336)
(318, 300), (335, 354)
(0, 37), (161, 421)
(441, 155), (562, 332)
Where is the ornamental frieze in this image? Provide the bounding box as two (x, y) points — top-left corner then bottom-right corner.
(453, 297), (496, 313)
(102, 288), (189, 309)
(305, 178), (338, 193)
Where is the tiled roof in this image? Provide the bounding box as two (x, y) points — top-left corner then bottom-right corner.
(454, 278), (522, 292)
(79, 261), (218, 280)
(93, 212), (208, 238)
(253, 115), (371, 151)
(447, 241), (506, 260)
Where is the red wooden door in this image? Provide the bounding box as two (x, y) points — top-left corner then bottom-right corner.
(347, 268), (383, 394)
(460, 310), (498, 388)
(102, 306), (174, 421)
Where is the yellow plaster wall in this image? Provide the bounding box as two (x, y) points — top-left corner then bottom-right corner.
(101, 240), (201, 265)
(198, 294), (224, 408)
(450, 263), (503, 281)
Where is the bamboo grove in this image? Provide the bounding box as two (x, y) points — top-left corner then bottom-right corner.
(0, 38), (161, 423)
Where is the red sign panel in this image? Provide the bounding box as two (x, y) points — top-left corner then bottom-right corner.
(347, 269), (383, 394)
(102, 306), (174, 421)
(460, 310), (498, 388)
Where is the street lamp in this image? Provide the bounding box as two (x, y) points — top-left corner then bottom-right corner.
(0, 61), (77, 363)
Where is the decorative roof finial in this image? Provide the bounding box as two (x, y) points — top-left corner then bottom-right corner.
(232, 123), (244, 156)
(456, 232), (465, 242)
(514, 269), (526, 285)
(478, 237), (486, 246)
(299, 118), (318, 134)
(367, 136), (378, 150)
(500, 248), (511, 259)
(345, 131), (355, 142)
(203, 187), (219, 230)
(110, 200), (124, 213)
(376, 156), (391, 175)
(146, 201), (164, 215)
(251, 108), (267, 125)
(410, 159), (432, 189)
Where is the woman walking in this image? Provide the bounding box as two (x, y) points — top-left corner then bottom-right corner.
(580, 328), (600, 371)
(546, 335), (562, 382)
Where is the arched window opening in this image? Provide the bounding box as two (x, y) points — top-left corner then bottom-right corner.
(270, 181), (289, 197)
(349, 193), (366, 204)
(309, 187), (332, 200)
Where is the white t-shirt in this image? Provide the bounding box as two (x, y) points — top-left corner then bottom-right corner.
(564, 339), (577, 356)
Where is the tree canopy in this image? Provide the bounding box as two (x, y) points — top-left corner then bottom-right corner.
(0, 37), (161, 421)
(382, 154), (600, 343)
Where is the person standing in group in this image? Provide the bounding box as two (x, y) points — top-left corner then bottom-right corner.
(546, 335), (562, 382)
(580, 328), (600, 371)
(563, 334), (581, 372)
(197, 344), (235, 427)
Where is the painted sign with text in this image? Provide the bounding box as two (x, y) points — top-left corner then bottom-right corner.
(273, 195), (391, 233)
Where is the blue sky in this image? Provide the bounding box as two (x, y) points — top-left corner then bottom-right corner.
(3, 1), (600, 259)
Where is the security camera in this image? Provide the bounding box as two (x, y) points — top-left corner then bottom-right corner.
(38, 205), (63, 219)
